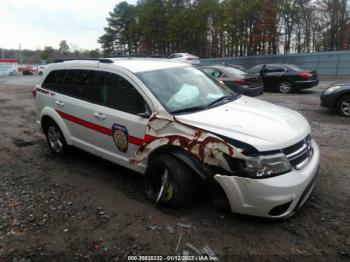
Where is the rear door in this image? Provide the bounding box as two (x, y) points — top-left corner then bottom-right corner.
(55, 69), (98, 154)
(263, 65), (286, 89)
(87, 71), (150, 171)
(38, 69), (67, 115)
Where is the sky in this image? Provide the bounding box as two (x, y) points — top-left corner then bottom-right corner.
(0, 0), (136, 51)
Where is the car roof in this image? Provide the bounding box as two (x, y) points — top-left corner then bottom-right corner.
(48, 58), (189, 73)
(254, 63), (293, 68)
(111, 58), (189, 72)
(201, 64), (246, 73)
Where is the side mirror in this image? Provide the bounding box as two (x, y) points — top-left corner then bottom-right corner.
(137, 112), (151, 118)
(137, 103), (151, 118)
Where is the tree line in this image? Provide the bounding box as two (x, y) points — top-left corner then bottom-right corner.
(98, 0), (350, 58)
(1, 40), (101, 64)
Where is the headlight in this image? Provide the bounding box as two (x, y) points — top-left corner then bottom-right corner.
(324, 86), (341, 95)
(240, 153), (291, 178)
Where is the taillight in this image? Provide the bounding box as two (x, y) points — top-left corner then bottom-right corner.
(186, 57), (193, 61)
(32, 87), (37, 98)
(233, 79), (248, 85)
(299, 72), (312, 80)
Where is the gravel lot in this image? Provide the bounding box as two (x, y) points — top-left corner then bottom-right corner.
(0, 75), (349, 261)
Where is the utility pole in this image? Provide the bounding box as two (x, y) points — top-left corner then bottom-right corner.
(19, 43), (23, 64)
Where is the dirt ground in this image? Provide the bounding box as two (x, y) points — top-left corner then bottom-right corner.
(0, 75), (349, 261)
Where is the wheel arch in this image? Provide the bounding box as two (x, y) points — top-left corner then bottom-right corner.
(147, 145), (209, 181)
(40, 107), (72, 145)
(335, 92), (350, 109)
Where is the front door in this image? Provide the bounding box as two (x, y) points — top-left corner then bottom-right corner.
(88, 71), (150, 172)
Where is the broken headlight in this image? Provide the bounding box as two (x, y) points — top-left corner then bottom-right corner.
(240, 153), (291, 178)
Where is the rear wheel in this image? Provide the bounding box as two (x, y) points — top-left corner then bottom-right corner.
(337, 95), (350, 117)
(44, 120), (68, 155)
(279, 82), (293, 93)
(144, 154), (196, 208)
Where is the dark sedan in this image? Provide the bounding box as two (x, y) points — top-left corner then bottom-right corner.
(200, 65), (263, 97)
(321, 83), (350, 117)
(248, 64), (319, 93)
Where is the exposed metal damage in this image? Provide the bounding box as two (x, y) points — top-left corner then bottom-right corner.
(131, 111), (246, 173)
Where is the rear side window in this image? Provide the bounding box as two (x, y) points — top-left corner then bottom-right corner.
(95, 72), (147, 115)
(249, 66), (261, 75)
(64, 70), (94, 99)
(202, 68), (222, 78)
(42, 70), (66, 92)
(267, 65), (285, 73)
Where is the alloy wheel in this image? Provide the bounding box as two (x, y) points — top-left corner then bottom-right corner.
(47, 125), (63, 153)
(155, 169), (174, 204)
(279, 82), (292, 93)
(340, 98), (350, 116)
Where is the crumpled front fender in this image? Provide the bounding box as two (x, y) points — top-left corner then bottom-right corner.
(131, 111), (246, 173)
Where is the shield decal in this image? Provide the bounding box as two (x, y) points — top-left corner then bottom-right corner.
(112, 124), (129, 153)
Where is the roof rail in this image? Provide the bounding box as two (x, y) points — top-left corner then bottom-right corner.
(53, 58), (114, 64)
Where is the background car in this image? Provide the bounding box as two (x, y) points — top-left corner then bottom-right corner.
(168, 53), (200, 65)
(321, 83), (350, 117)
(18, 65), (35, 75)
(248, 64), (318, 93)
(200, 65), (263, 97)
(222, 63), (247, 72)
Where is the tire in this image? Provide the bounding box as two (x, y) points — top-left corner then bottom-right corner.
(279, 81), (293, 93)
(337, 95), (350, 117)
(44, 120), (68, 155)
(144, 154), (196, 208)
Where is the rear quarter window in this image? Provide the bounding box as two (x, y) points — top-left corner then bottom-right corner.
(42, 70), (67, 92)
(249, 67), (261, 74)
(63, 70), (94, 99)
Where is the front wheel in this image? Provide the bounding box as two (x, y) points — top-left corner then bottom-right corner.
(337, 95), (350, 117)
(144, 154), (196, 208)
(279, 82), (293, 93)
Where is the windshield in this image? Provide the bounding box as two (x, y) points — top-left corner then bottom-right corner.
(137, 66), (236, 114)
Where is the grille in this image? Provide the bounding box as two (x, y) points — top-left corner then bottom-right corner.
(282, 135), (314, 170)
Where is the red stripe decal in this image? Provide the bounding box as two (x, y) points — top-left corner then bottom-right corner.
(36, 88), (50, 95)
(57, 110), (146, 147)
(144, 134), (156, 143)
(128, 136), (144, 146)
(57, 110), (112, 136)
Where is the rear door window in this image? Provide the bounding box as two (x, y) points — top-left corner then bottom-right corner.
(42, 70), (66, 92)
(63, 70), (94, 99)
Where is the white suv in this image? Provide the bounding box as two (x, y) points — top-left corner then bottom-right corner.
(33, 58), (320, 218)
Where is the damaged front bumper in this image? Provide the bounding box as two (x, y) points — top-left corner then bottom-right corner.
(214, 140), (320, 218)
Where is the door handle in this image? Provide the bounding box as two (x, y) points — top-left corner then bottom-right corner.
(55, 100), (64, 107)
(93, 112), (106, 120)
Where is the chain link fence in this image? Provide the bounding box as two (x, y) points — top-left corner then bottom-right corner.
(200, 51), (350, 77)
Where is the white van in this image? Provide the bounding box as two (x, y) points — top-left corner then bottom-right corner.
(33, 58), (320, 218)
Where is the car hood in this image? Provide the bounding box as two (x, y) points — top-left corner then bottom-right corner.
(175, 96), (310, 152)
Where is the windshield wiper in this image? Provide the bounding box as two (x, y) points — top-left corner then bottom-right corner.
(170, 105), (208, 115)
(170, 95), (236, 115)
(206, 95), (235, 108)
